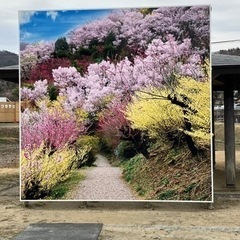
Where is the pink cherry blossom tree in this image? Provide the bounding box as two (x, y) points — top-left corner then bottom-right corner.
(51, 35), (206, 112)
(21, 79), (48, 102)
(21, 105), (84, 152)
(20, 41), (55, 81)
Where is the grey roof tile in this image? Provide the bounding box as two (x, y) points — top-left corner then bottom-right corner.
(212, 53), (240, 66)
(0, 65), (18, 70)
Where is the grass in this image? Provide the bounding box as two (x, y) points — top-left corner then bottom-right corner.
(122, 144), (212, 201)
(47, 170), (85, 200)
(122, 154), (144, 183)
(214, 122), (240, 151)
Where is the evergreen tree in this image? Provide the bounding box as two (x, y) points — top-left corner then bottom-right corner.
(54, 37), (70, 58)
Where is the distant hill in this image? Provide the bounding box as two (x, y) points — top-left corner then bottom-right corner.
(217, 47), (240, 56)
(0, 50), (18, 67)
(0, 51), (19, 101)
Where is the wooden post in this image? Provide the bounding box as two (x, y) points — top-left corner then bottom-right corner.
(224, 82), (236, 187)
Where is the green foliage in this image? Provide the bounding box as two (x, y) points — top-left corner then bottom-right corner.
(122, 154), (144, 182)
(104, 31), (116, 45)
(21, 82), (33, 89)
(157, 190), (176, 200)
(102, 32), (117, 59)
(139, 8), (156, 16)
(89, 38), (99, 51)
(81, 32), (118, 62)
(71, 60), (84, 75)
(48, 170), (85, 199)
(77, 135), (100, 152)
(160, 177), (169, 186)
(115, 38), (131, 60)
(115, 141), (138, 161)
(136, 186), (146, 196)
(184, 183), (196, 193)
(54, 37), (70, 58)
(74, 47), (91, 59)
(75, 135), (100, 167)
(98, 137), (112, 154)
(48, 84), (58, 101)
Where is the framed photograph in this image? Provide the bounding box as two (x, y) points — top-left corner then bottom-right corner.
(19, 6), (212, 202)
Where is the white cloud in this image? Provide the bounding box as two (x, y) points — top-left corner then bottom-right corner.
(19, 11), (36, 24)
(46, 11), (58, 21)
(20, 30), (37, 41)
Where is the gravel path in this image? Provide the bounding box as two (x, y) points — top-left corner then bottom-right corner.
(72, 154), (136, 200)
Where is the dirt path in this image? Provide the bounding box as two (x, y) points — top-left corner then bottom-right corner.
(1, 168), (240, 240)
(70, 154), (137, 200)
(0, 123), (19, 168)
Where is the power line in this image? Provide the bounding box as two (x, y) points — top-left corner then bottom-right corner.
(212, 39), (240, 44)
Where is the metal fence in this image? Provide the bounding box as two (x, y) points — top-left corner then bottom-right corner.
(0, 102), (19, 123)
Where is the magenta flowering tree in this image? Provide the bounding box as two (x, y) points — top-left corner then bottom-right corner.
(98, 100), (150, 158)
(29, 58), (72, 84)
(21, 106), (84, 152)
(98, 100), (130, 149)
(21, 104), (87, 200)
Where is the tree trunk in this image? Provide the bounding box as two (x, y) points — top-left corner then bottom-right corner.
(169, 94), (198, 156)
(119, 126), (150, 159)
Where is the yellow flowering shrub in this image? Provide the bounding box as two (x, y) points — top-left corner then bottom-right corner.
(21, 142), (90, 199)
(126, 76), (210, 150)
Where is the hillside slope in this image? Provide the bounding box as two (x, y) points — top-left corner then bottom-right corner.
(0, 50), (19, 101)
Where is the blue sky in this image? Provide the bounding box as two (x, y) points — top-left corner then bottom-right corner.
(19, 9), (112, 43)
(1, 0), (240, 53)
